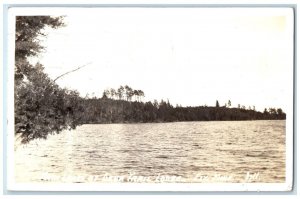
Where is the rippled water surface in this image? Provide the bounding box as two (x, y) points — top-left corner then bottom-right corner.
(15, 120), (285, 183)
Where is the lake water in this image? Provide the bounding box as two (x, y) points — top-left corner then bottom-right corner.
(14, 120), (285, 183)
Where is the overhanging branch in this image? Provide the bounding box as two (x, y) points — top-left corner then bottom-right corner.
(53, 62), (92, 82)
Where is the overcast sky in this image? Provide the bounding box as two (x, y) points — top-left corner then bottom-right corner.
(30, 8), (293, 111)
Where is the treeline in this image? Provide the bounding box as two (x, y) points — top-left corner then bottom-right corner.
(78, 94), (286, 124)
(102, 85), (144, 101)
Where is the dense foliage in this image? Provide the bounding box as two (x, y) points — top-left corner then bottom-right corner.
(15, 16), (82, 143)
(79, 94), (286, 124)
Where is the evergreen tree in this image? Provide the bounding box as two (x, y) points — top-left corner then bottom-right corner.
(216, 100), (220, 108)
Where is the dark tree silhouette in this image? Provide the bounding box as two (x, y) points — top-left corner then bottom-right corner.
(117, 86), (124, 100)
(110, 88), (116, 99)
(102, 90), (109, 99)
(124, 85), (134, 101)
(216, 100), (220, 108)
(228, 100), (231, 107)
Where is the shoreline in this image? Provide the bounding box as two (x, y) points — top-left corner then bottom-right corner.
(79, 119), (286, 125)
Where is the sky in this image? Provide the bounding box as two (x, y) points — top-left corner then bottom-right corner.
(31, 8), (293, 112)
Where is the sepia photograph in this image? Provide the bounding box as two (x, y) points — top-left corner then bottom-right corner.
(7, 6), (294, 191)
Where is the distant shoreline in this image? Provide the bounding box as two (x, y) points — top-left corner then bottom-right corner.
(78, 98), (286, 125)
(80, 119), (286, 126)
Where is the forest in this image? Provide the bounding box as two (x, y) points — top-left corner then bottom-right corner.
(14, 16), (286, 144)
(79, 86), (285, 124)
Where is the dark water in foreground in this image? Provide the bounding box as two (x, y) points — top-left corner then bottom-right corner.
(15, 120), (285, 183)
